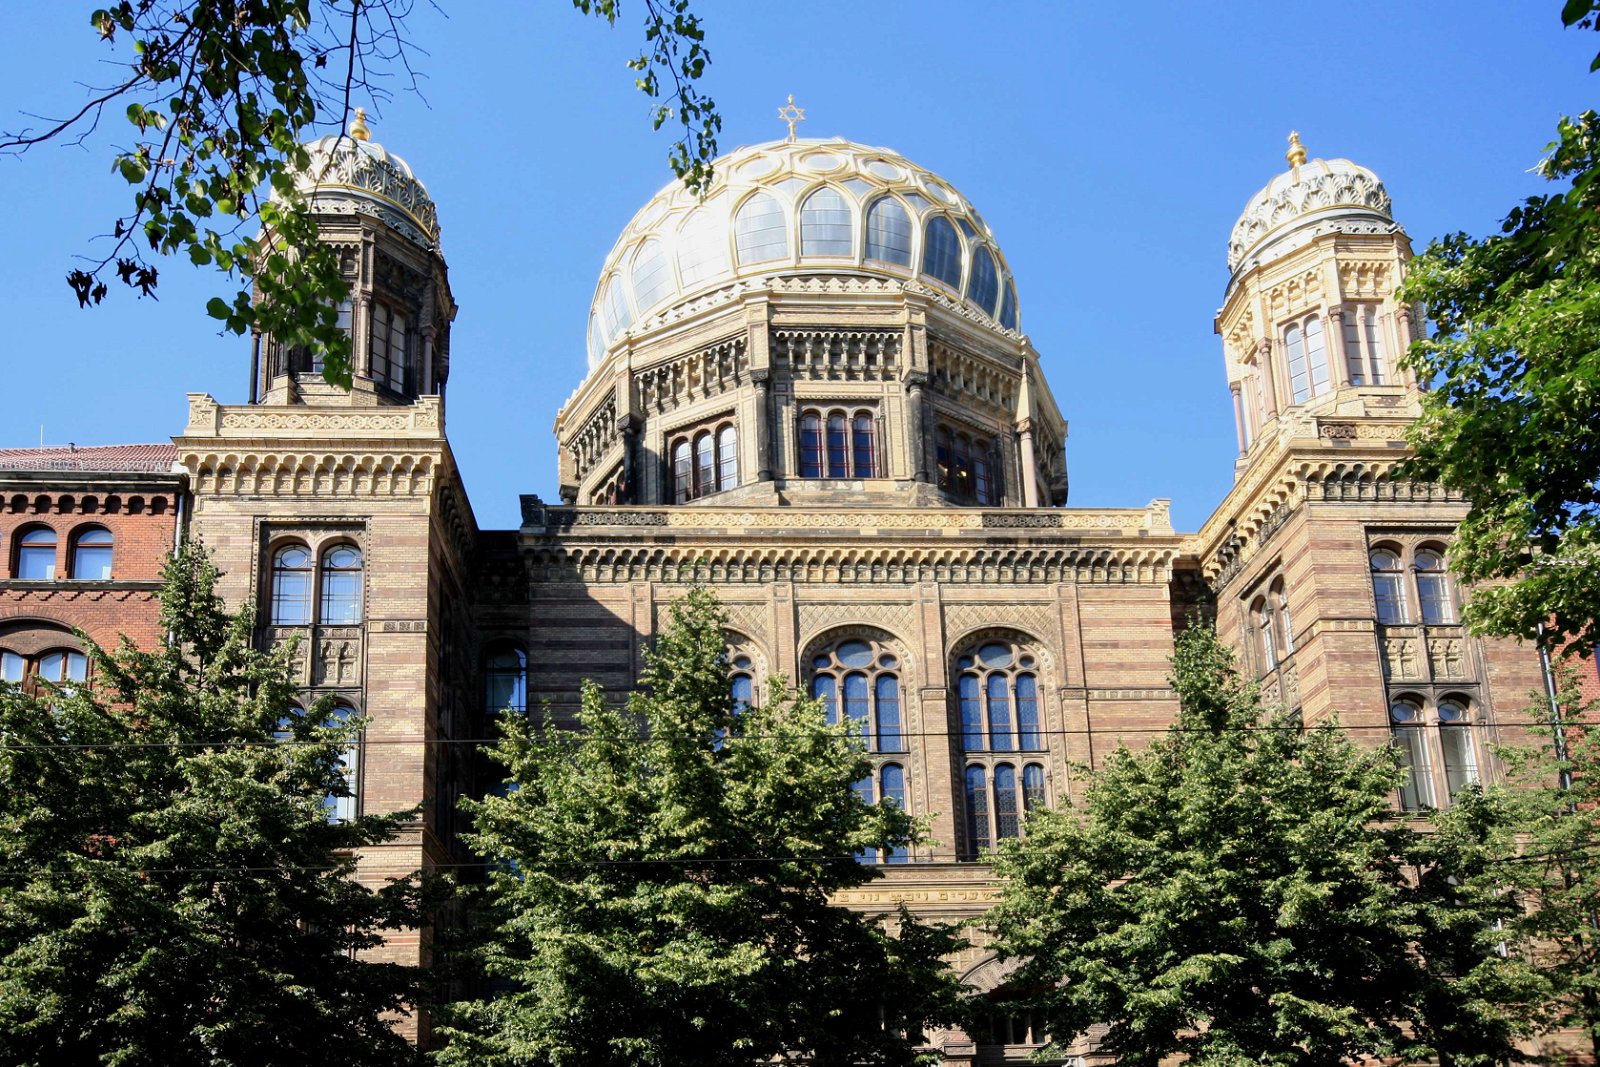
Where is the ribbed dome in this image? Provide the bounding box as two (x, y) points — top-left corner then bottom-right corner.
(293, 125), (440, 250)
(586, 138), (1020, 369)
(1228, 155), (1394, 276)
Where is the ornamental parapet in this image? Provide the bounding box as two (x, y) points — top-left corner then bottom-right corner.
(182, 393), (444, 440)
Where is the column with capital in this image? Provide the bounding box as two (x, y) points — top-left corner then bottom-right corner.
(1230, 383), (1247, 454)
(1256, 337), (1280, 419)
(1017, 418), (1039, 507)
(1325, 307), (1348, 388)
(905, 371), (930, 482)
(752, 369), (773, 482)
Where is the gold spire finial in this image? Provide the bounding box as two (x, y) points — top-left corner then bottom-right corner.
(1286, 130), (1306, 166)
(350, 107), (371, 142)
(777, 94), (805, 142)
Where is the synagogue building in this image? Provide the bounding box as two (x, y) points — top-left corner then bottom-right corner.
(0, 113), (1560, 1062)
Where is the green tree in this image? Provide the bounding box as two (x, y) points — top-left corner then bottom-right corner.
(2, 1), (718, 386)
(984, 624), (1543, 1067)
(1438, 666), (1600, 1060)
(0, 540), (435, 1066)
(436, 588), (964, 1067)
(1396, 6), (1600, 653)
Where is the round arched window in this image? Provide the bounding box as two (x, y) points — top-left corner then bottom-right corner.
(957, 639), (1041, 752)
(809, 637), (903, 753)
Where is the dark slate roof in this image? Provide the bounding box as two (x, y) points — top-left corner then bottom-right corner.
(0, 444), (179, 473)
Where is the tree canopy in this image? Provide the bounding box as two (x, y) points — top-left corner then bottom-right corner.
(983, 624), (1543, 1067)
(2, 1), (719, 386)
(1396, 5), (1600, 654)
(0, 540), (434, 1066)
(435, 588), (965, 1067)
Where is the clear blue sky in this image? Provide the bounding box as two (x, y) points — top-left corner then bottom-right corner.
(1, 2), (1594, 532)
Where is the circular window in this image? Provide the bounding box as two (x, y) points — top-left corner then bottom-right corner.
(1390, 701), (1420, 724)
(977, 643), (1013, 668)
(800, 152), (840, 172)
(879, 653), (898, 669)
(836, 640), (874, 668)
(1019, 655), (1036, 669)
(739, 156), (779, 179)
(277, 545), (311, 569)
(812, 655), (831, 670)
(1438, 700), (1467, 723)
(733, 655), (752, 671)
(865, 160), (903, 181)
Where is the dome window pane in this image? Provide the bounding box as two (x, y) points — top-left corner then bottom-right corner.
(600, 277), (632, 341)
(999, 280), (1019, 331)
(967, 246), (1000, 316)
(734, 193), (789, 264)
(629, 239), (672, 312)
(921, 216), (962, 290)
(800, 187), (853, 257)
(865, 197), (912, 267)
(676, 208), (729, 288)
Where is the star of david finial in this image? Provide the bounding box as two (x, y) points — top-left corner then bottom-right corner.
(778, 94), (805, 142)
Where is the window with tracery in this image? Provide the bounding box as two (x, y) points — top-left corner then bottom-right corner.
(319, 545), (363, 625)
(797, 407), (878, 479)
(270, 544), (314, 626)
(958, 640), (1042, 753)
(964, 761), (1047, 858)
(0, 647), (87, 693)
(1371, 542), (1457, 627)
(811, 637), (904, 753)
(1391, 694), (1480, 811)
(669, 420), (738, 502)
(934, 424), (997, 505)
(1248, 577), (1295, 675)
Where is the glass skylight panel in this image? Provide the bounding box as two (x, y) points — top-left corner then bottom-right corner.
(999, 281), (1018, 330)
(967, 246), (999, 315)
(922, 216), (963, 289)
(734, 193), (789, 264)
(676, 209), (729, 288)
(629, 240), (672, 311)
(865, 197), (912, 266)
(800, 188), (853, 256)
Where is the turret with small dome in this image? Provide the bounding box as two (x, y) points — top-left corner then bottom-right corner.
(1214, 132), (1420, 475)
(251, 108), (457, 409)
(556, 104), (1066, 512)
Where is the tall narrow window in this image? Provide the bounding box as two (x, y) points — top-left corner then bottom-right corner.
(1391, 700), (1435, 811)
(974, 448), (993, 506)
(843, 671), (870, 744)
(1371, 549), (1408, 624)
(70, 527), (113, 580)
(1304, 317), (1331, 397)
(1343, 314), (1366, 385)
(1285, 324), (1310, 404)
(826, 413), (849, 477)
(851, 413), (876, 479)
(812, 673), (837, 723)
(16, 528), (56, 580)
(1439, 700), (1479, 796)
(325, 703), (359, 823)
(959, 673), (984, 752)
(881, 763), (908, 864)
(994, 764), (1021, 841)
(1015, 674), (1040, 750)
(1022, 763), (1047, 813)
(270, 544), (313, 626)
(935, 427), (952, 489)
(875, 674), (903, 752)
(1254, 598), (1278, 671)
(371, 304), (411, 393)
(1415, 549), (1455, 625)
(965, 765), (991, 856)
(799, 413), (823, 478)
(717, 425), (738, 491)
(672, 440), (693, 503)
(629, 239), (672, 311)
(1275, 583), (1295, 656)
(967, 246), (1000, 316)
(485, 646), (527, 716)
(319, 545), (363, 625)
(695, 433), (715, 497)
(730, 663), (754, 718)
(677, 207), (729, 288)
(1364, 313), (1386, 384)
(986, 673), (1014, 752)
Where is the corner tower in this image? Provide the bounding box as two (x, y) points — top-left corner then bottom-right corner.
(1216, 131), (1419, 472)
(251, 110), (457, 407)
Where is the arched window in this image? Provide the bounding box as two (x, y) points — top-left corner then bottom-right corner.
(1303, 317), (1331, 395)
(730, 653), (755, 717)
(1275, 582), (1295, 656)
(485, 646), (527, 716)
(0, 650), (22, 683)
(809, 636), (904, 753)
(1371, 548), (1408, 624)
(865, 196), (912, 266)
(922, 216), (963, 289)
(672, 439), (693, 503)
(800, 187), (853, 256)
(319, 545), (363, 625)
(270, 544), (313, 626)
(734, 193), (788, 264)
(1439, 698), (1478, 796)
(1253, 596), (1278, 671)
(717, 425), (738, 491)
(15, 527), (56, 580)
(1390, 695), (1481, 811)
(797, 408), (877, 479)
(37, 649), (87, 685)
(1022, 763), (1047, 813)
(851, 413), (876, 479)
(935, 427), (952, 490)
(799, 412), (823, 478)
(1284, 323), (1308, 404)
(967, 246), (1000, 316)
(695, 432), (715, 496)
(325, 703), (360, 823)
(953, 434), (973, 500)
(1341, 303), (1387, 386)
(600, 275), (632, 342)
(1415, 548), (1455, 625)
(1390, 698), (1434, 810)
(825, 413), (849, 477)
(676, 207), (729, 287)
(629, 239), (672, 311)
(973, 448), (993, 506)
(957, 640), (1043, 752)
(1284, 315), (1331, 404)
(70, 526), (114, 580)
(880, 764), (907, 864)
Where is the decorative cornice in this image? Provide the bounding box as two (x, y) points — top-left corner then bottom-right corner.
(181, 394), (444, 440)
